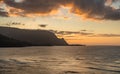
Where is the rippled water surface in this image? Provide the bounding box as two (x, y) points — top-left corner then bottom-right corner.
(0, 46), (120, 74)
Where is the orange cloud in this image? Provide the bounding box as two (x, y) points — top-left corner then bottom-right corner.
(0, 0), (120, 20)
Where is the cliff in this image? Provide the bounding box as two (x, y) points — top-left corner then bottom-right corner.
(0, 27), (68, 46)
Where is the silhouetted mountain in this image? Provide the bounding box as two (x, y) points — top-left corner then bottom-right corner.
(0, 34), (31, 47)
(0, 27), (68, 46)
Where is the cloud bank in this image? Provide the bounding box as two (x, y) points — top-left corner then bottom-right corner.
(49, 30), (120, 37)
(0, 0), (120, 20)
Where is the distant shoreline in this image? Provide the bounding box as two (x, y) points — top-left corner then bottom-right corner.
(1, 45), (120, 48)
(68, 44), (86, 46)
(0, 45), (86, 48)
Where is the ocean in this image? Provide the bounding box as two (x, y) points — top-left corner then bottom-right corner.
(0, 46), (120, 74)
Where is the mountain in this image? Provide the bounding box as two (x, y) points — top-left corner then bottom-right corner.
(0, 34), (31, 47)
(0, 27), (68, 46)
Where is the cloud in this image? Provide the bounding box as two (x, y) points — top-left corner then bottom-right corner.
(0, 11), (8, 16)
(70, 0), (120, 20)
(39, 24), (47, 28)
(104, 9), (120, 20)
(0, 1), (8, 16)
(3, 0), (71, 16)
(49, 30), (94, 36)
(49, 29), (120, 37)
(80, 30), (87, 32)
(93, 34), (120, 37)
(0, 6), (8, 16)
(0, 0), (120, 20)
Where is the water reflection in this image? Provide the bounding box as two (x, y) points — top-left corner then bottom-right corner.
(0, 46), (120, 74)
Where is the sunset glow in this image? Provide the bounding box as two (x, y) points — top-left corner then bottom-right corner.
(0, 0), (120, 45)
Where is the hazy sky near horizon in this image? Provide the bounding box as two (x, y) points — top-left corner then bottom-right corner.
(0, 0), (120, 45)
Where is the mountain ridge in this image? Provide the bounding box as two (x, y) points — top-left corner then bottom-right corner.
(0, 26), (68, 46)
(0, 34), (32, 47)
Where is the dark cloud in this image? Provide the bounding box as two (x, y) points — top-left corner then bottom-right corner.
(71, 0), (120, 20)
(104, 9), (120, 20)
(39, 24), (47, 28)
(51, 30), (80, 35)
(4, 22), (25, 26)
(0, 8), (8, 17)
(57, 31), (80, 35)
(11, 22), (25, 25)
(0, 0), (120, 20)
(80, 32), (94, 36)
(113, 0), (120, 3)
(3, 0), (72, 15)
(49, 30), (94, 36)
(49, 29), (120, 37)
(94, 34), (120, 37)
(0, 11), (8, 17)
(81, 30), (87, 32)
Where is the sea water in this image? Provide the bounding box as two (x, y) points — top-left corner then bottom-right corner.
(0, 46), (120, 74)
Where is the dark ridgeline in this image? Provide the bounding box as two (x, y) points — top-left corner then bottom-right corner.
(0, 27), (68, 47)
(0, 34), (31, 47)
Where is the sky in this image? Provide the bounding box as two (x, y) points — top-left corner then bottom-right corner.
(0, 0), (120, 45)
